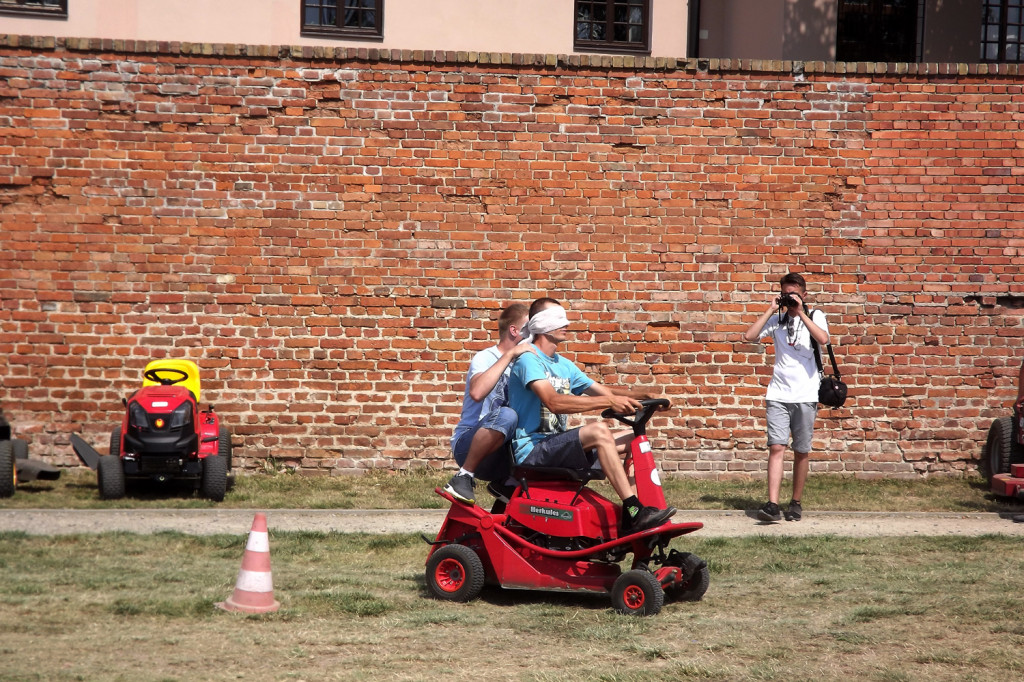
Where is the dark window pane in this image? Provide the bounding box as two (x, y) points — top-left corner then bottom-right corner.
(836, 0), (919, 62)
(573, 0), (649, 53)
(302, 0), (383, 38)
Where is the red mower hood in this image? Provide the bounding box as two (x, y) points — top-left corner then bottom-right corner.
(132, 385), (194, 411)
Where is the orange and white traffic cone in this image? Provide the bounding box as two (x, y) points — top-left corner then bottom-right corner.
(216, 512), (280, 614)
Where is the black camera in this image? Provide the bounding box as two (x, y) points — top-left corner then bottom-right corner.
(776, 293), (799, 308)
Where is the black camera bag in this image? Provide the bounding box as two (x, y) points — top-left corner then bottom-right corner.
(807, 309), (848, 408)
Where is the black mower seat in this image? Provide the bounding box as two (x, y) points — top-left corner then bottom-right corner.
(512, 464), (606, 483)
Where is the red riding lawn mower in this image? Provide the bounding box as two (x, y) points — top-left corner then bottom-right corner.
(425, 399), (710, 616)
(982, 400), (1024, 499)
(71, 359), (232, 501)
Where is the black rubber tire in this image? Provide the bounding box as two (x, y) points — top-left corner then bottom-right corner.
(217, 427), (232, 470)
(666, 552), (711, 602)
(425, 544), (485, 602)
(201, 455), (228, 502)
(97, 454), (126, 500)
(982, 417), (1016, 482)
(0, 441), (15, 497)
(612, 569), (664, 616)
(109, 427), (121, 458)
(11, 438), (28, 460)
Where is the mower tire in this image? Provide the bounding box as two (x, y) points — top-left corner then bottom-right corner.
(12, 438), (28, 460)
(217, 427), (232, 470)
(109, 427), (121, 459)
(664, 551), (710, 602)
(981, 417), (1024, 483)
(201, 455), (228, 501)
(425, 544), (485, 603)
(97, 454), (126, 500)
(0, 441), (15, 497)
(612, 569), (664, 616)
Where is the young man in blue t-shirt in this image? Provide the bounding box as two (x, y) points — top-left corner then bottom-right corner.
(445, 303), (535, 505)
(507, 297), (675, 535)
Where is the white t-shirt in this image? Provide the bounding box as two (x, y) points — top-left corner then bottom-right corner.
(451, 346), (505, 447)
(757, 309), (829, 403)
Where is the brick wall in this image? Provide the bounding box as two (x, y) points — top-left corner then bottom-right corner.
(1, 36), (1022, 478)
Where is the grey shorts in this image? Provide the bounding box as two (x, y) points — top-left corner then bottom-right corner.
(766, 401), (818, 453)
(521, 428), (597, 470)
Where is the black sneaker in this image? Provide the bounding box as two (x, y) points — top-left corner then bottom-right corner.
(486, 479), (517, 503)
(443, 473), (476, 504)
(621, 505), (676, 535)
(784, 500), (802, 522)
(757, 502), (782, 522)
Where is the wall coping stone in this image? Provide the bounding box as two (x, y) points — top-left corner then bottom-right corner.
(1, 33), (1020, 78)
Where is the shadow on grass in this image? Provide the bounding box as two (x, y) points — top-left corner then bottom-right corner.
(954, 478), (1024, 513)
(478, 586), (613, 612)
(697, 493), (762, 511)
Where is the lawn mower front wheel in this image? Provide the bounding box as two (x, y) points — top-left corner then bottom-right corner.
(97, 454), (126, 500)
(612, 569), (664, 616)
(425, 544), (485, 603)
(201, 454), (228, 502)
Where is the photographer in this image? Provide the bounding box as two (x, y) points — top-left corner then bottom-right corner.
(742, 273), (830, 522)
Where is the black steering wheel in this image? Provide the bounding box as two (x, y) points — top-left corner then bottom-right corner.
(144, 368), (189, 386)
(602, 398), (671, 437)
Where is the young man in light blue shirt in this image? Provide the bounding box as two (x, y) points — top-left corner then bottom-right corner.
(507, 297), (675, 535)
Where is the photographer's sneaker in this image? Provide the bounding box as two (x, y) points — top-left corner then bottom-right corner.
(784, 500), (803, 522)
(443, 473), (476, 504)
(757, 502), (783, 522)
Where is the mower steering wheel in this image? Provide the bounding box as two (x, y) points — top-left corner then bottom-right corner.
(143, 368), (190, 386)
(602, 399), (670, 437)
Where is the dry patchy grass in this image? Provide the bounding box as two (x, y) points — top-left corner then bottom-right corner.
(0, 531), (1021, 681)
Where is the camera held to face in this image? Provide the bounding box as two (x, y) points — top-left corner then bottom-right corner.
(776, 293), (799, 309)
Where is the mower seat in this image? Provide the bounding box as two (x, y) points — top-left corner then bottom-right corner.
(511, 464), (606, 483)
(142, 359), (202, 402)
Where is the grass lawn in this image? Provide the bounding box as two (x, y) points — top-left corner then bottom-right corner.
(0, 531), (1021, 681)
(3, 473), (1023, 680)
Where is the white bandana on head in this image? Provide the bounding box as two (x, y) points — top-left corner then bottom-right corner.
(521, 305), (569, 344)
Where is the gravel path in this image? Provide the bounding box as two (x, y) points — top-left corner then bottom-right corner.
(2, 508), (1022, 537)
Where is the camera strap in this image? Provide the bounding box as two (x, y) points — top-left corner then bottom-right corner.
(806, 307), (841, 380)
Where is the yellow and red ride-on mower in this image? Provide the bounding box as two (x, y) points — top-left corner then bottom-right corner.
(71, 359), (232, 501)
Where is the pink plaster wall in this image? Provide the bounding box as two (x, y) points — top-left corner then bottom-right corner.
(0, 0), (689, 57)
